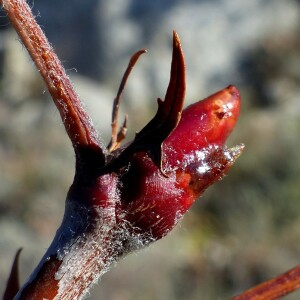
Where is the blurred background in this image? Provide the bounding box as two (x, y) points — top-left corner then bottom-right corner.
(1, 0), (300, 299)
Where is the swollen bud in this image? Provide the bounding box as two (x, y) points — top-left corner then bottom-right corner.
(119, 86), (243, 240)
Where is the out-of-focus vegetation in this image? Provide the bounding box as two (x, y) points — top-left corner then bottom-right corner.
(1, 0), (300, 299)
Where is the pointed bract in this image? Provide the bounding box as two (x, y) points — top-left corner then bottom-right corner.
(3, 248), (22, 300)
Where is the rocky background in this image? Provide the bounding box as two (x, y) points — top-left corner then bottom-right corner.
(1, 0), (300, 299)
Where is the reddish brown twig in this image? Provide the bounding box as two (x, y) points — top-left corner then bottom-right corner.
(231, 265), (300, 300)
(1, 0), (103, 156)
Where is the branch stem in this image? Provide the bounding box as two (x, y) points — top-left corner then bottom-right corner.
(232, 265), (300, 300)
(1, 0), (102, 153)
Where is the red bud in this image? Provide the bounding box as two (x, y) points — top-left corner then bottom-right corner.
(119, 86), (243, 239)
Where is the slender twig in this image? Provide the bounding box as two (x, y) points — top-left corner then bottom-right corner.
(1, 0), (103, 155)
(231, 265), (300, 300)
(107, 49), (146, 152)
